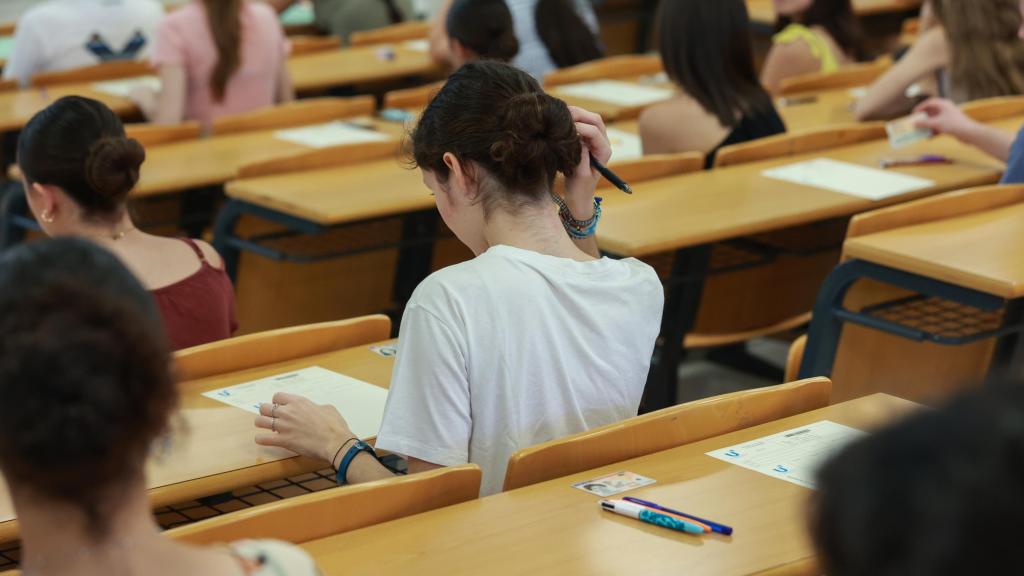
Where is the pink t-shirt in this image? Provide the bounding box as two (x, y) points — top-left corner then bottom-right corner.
(151, 1), (288, 129)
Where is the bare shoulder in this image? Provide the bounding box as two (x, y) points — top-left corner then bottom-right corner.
(193, 239), (226, 270)
(762, 38), (821, 89)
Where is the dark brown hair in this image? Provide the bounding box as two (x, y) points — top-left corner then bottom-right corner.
(202, 0), (243, 102)
(931, 0), (1024, 101)
(535, 0), (604, 68)
(658, 0), (775, 128)
(412, 61), (581, 214)
(776, 0), (863, 60)
(446, 0), (519, 63)
(0, 238), (175, 536)
(18, 96), (145, 221)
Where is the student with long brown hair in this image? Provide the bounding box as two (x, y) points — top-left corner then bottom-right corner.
(761, 0), (861, 94)
(146, 0), (294, 129)
(855, 0), (1024, 120)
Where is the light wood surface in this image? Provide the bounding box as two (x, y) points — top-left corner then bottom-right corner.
(746, 0), (922, 24)
(0, 83), (137, 133)
(504, 378), (832, 491)
(778, 60), (891, 97)
(211, 96), (376, 136)
(843, 198), (1024, 299)
(289, 35), (342, 57)
(543, 54), (663, 88)
(289, 44), (439, 93)
(601, 151), (704, 187)
(786, 336), (808, 383)
(349, 21), (431, 47)
(30, 59), (153, 87)
(776, 87), (862, 131)
(714, 122), (886, 168)
(383, 80), (444, 109)
(303, 394), (919, 576)
(0, 339), (398, 544)
(125, 121), (202, 147)
(169, 464), (481, 545)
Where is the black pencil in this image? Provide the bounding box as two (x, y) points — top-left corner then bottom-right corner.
(590, 154), (633, 194)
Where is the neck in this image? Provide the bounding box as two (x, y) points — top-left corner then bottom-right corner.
(15, 481), (167, 575)
(64, 212), (136, 244)
(482, 200), (593, 261)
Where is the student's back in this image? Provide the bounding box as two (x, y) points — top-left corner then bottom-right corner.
(2, 0), (164, 87)
(639, 0), (785, 166)
(761, 0), (860, 94)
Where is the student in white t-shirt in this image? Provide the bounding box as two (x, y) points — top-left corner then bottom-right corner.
(3, 0), (164, 87)
(254, 61), (663, 496)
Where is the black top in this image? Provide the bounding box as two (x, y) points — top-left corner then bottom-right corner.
(705, 105), (787, 169)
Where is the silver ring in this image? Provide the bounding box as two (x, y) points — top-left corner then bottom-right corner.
(271, 417), (277, 433)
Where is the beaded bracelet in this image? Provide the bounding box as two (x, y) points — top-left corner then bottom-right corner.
(551, 194), (602, 239)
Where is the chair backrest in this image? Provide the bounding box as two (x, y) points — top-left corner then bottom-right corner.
(960, 96), (1024, 123)
(777, 58), (892, 96)
(543, 54), (663, 88)
(599, 151), (704, 189)
(167, 464), (482, 545)
(503, 377), (832, 491)
(713, 122), (886, 168)
(174, 315), (391, 382)
(210, 96), (376, 136)
(383, 80), (444, 110)
(0, 79), (17, 93)
(236, 139), (398, 179)
(289, 34), (342, 56)
(30, 59), (153, 87)
(125, 121), (202, 147)
(785, 335), (808, 383)
(349, 21), (431, 47)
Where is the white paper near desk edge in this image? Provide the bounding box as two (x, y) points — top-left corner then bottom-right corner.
(202, 366), (388, 439)
(763, 158), (935, 200)
(554, 80), (673, 107)
(274, 120), (393, 149)
(92, 76), (162, 98)
(606, 127), (644, 162)
(706, 420), (866, 489)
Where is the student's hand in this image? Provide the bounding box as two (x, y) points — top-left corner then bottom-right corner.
(255, 393), (356, 467)
(564, 106), (612, 218)
(914, 98), (977, 141)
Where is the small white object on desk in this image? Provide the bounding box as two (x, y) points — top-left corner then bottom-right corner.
(554, 80), (673, 107)
(605, 127), (644, 162)
(763, 158), (935, 201)
(91, 76), (162, 98)
(274, 120), (393, 149)
(402, 39), (431, 53)
(202, 366), (389, 439)
(706, 420), (866, 489)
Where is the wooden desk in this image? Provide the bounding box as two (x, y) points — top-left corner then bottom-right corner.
(0, 339), (397, 544)
(289, 44), (440, 94)
(0, 83), (136, 133)
(303, 393), (918, 576)
(746, 0), (921, 25)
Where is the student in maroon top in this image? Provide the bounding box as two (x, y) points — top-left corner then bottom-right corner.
(16, 96), (237, 350)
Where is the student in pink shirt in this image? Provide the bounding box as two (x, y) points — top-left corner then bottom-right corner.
(146, 0), (294, 129)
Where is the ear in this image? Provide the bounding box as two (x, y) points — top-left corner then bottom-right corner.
(448, 39), (473, 66)
(443, 152), (479, 204)
(28, 182), (60, 219)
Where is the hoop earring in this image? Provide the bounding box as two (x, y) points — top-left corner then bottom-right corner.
(40, 211), (54, 223)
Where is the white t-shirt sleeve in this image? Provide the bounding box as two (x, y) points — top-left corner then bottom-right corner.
(374, 303), (472, 467)
(3, 13), (44, 86)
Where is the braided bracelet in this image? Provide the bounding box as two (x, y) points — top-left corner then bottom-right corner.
(551, 194), (602, 239)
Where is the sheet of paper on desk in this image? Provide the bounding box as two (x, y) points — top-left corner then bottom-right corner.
(92, 76), (162, 98)
(706, 420), (866, 489)
(554, 80), (673, 107)
(202, 366), (388, 439)
(763, 158), (935, 201)
(274, 121), (393, 149)
(606, 127), (643, 161)
(403, 39), (431, 52)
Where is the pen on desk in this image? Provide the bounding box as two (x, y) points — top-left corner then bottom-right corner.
(623, 497), (734, 535)
(879, 154), (952, 169)
(591, 154), (633, 194)
(599, 499), (707, 534)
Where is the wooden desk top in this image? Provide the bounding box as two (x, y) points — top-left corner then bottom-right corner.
(844, 202), (1024, 299)
(289, 44), (439, 94)
(0, 339), (396, 544)
(0, 83), (136, 133)
(303, 393), (918, 576)
(746, 0), (921, 25)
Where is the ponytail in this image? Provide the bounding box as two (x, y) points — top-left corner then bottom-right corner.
(202, 0), (243, 102)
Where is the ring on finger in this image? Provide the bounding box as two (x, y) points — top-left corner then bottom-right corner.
(271, 417), (277, 433)
(271, 403), (278, 418)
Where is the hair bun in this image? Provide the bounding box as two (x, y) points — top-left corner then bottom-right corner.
(84, 137), (145, 207)
(488, 92), (581, 191)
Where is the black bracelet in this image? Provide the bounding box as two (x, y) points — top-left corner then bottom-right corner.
(331, 437), (358, 471)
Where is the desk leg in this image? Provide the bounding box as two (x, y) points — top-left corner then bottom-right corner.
(212, 200), (245, 283)
(798, 261), (866, 380)
(390, 210), (438, 333)
(643, 245), (712, 413)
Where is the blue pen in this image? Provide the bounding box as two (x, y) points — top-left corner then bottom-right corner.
(599, 499), (706, 535)
(623, 497), (734, 535)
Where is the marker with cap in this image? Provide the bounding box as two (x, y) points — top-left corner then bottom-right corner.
(599, 499), (706, 535)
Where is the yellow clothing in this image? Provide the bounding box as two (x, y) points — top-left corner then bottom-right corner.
(773, 23), (840, 73)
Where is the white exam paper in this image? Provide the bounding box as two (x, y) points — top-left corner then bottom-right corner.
(763, 158), (935, 201)
(274, 121), (392, 149)
(403, 39), (431, 53)
(706, 420), (866, 489)
(606, 127), (643, 161)
(92, 76), (162, 98)
(554, 80), (673, 107)
(202, 366), (388, 439)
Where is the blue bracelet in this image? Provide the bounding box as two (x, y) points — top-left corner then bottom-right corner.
(551, 195), (602, 239)
(335, 440), (378, 485)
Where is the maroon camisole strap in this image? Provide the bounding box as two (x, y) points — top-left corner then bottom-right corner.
(179, 237), (211, 267)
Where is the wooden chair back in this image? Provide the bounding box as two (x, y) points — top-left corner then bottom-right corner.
(125, 121), (202, 147)
(383, 80), (444, 110)
(503, 377), (832, 491)
(30, 59), (153, 87)
(960, 96), (1024, 123)
(785, 335), (808, 383)
(599, 152), (704, 190)
(289, 35), (342, 56)
(777, 59), (892, 96)
(210, 96), (376, 136)
(168, 464), (482, 545)
(543, 54), (663, 88)
(237, 139), (399, 179)
(713, 123), (886, 168)
(174, 315), (391, 382)
(0, 79), (17, 92)
(349, 21), (431, 47)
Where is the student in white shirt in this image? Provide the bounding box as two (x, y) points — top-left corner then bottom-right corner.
(253, 61), (664, 496)
(3, 0), (164, 87)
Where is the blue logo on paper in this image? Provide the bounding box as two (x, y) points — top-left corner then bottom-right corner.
(725, 450), (740, 458)
(773, 465), (789, 473)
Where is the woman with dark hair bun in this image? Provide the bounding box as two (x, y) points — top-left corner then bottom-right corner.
(253, 61), (663, 496)
(0, 238), (317, 574)
(17, 96), (237, 351)
(445, 0), (520, 66)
